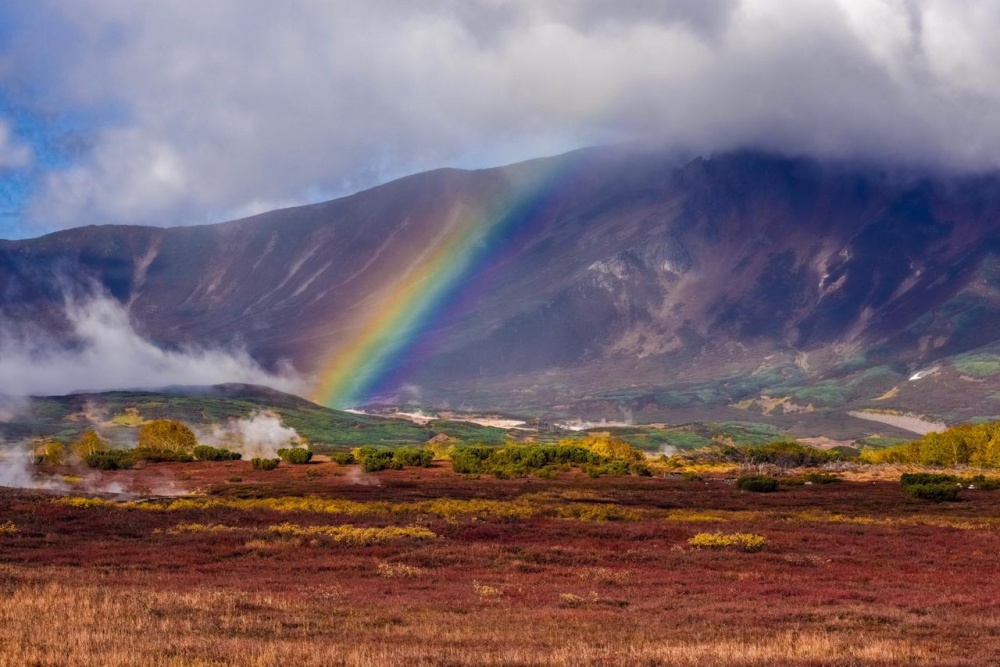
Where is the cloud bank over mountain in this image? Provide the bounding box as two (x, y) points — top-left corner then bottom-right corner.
(0, 295), (303, 396)
(1, 0), (999, 233)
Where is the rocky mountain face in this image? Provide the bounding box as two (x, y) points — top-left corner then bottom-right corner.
(5, 145), (1000, 418)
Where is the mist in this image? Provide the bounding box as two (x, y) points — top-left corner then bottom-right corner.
(0, 294), (304, 397)
(201, 411), (303, 458)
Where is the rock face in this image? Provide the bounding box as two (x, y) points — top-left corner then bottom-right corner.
(5, 145), (1000, 411)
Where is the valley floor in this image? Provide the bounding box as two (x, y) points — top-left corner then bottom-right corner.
(1, 463), (999, 666)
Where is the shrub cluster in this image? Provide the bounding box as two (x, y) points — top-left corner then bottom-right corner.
(85, 449), (137, 470)
(736, 475), (779, 493)
(328, 451), (356, 465)
(452, 443), (647, 478)
(355, 447), (400, 472)
(742, 441), (840, 468)
(193, 445), (242, 461)
(353, 446), (433, 472)
(904, 484), (961, 502)
(862, 421), (1000, 467)
(393, 446), (434, 468)
(802, 471), (841, 484)
(251, 457), (280, 471)
(688, 532), (767, 552)
(900, 473), (961, 502)
(277, 447), (313, 464)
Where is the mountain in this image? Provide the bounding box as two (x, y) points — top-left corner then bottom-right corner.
(6, 145), (1000, 426)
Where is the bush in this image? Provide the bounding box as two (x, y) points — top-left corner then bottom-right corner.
(251, 457), (280, 471)
(277, 447), (313, 464)
(689, 532), (767, 552)
(85, 449), (137, 470)
(328, 451), (356, 465)
(449, 443), (634, 478)
(803, 472), (841, 484)
(967, 474), (1000, 490)
(743, 441), (839, 468)
(136, 420), (197, 460)
(905, 483), (961, 502)
(193, 445), (242, 461)
(393, 447), (433, 468)
(900, 472), (958, 487)
(451, 445), (494, 474)
(355, 447), (399, 472)
(736, 475), (779, 493)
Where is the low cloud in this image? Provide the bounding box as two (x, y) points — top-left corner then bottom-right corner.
(3, 1), (1000, 232)
(0, 294), (304, 397)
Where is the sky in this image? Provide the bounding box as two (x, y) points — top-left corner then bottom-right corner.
(1, 0), (999, 239)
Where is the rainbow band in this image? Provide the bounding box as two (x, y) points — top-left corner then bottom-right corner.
(310, 160), (571, 408)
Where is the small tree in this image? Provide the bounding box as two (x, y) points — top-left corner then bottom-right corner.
(72, 429), (108, 459)
(32, 439), (64, 466)
(136, 420), (197, 461)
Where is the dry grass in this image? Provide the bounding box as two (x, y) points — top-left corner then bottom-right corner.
(0, 570), (934, 666)
(8, 466), (1000, 664)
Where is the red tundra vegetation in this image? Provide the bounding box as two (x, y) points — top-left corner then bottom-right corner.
(1, 460), (999, 665)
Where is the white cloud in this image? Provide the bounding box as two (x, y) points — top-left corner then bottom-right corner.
(3, 0), (1000, 230)
(0, 119), (32, 169)
(0, 294), (304, 396)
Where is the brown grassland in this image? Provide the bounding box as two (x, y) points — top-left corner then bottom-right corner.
(2, 461), (1000, 666)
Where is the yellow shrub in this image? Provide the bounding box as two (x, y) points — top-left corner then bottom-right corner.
(266, 523), (436, 545)
(167, 523), (242, 534)
(688, 532), (767, 552)
(0, 521), (18, 536)
(563, 433), (644, 462)
(555, 503), (642, 522)
(377, 562), (427, 578)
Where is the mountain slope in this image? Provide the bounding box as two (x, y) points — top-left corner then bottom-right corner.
(5, 146), (1000, 419)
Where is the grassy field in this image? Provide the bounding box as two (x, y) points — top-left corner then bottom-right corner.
(1, 460), (1000, 665)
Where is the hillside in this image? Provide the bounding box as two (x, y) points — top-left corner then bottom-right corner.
(0, 384), (508, 449)
(5, 146), (1000, 422)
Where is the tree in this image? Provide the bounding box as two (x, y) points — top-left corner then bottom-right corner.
(32, 439), (64, 466)
(72, 429), (108, 459)
(136, 420), (197, 460)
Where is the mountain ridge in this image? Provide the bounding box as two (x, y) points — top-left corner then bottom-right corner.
(5, 145), (1000, 422)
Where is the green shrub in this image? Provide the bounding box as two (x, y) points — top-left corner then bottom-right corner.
(277, 447), (313, 464)
(631, 463), (653, 477)
(451, 445), (494, 474)
(328, 451), (356, 465)
(904, 483), (960, 502)
(967, 474), (1000, 490)
(803, 472), (841, 484)
(393, 447), (433, 468)
(193, 445), (242, 461)
(900, 472), (957, 487)
(450, 444), (624, 478)
(736, 475), (779, 493)
(743, 441), (839, 468)
(355, 447), (399, 472)
(85, 449), (137, 471)
(251, 457), (280, 471)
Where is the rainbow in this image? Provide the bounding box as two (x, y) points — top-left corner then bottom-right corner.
(309, 160), (575, 408)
